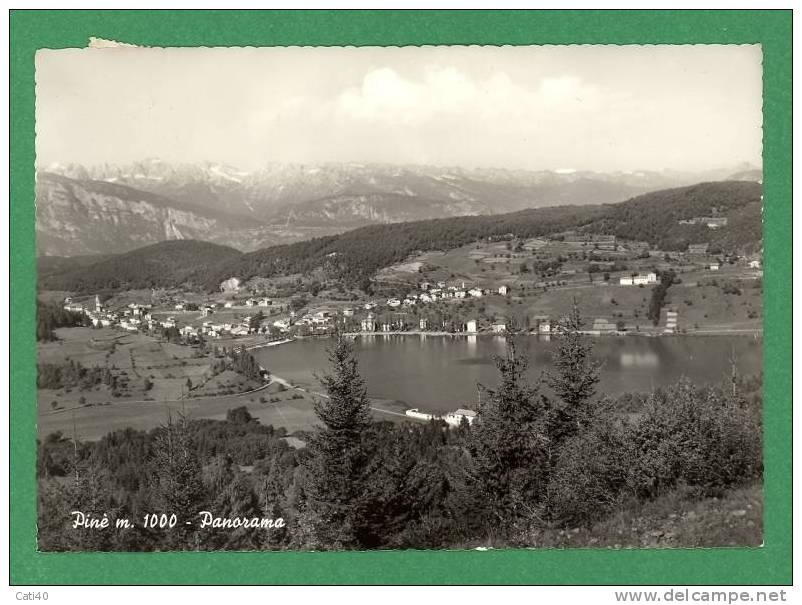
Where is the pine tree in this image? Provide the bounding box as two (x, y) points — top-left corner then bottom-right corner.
(300, 331), (373, 549)
(546, 299), (601, 443)
(148, 412), (207, 550)
(470, 327), (548, 526)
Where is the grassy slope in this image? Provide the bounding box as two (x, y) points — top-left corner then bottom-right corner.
(465, 483), (763, 549)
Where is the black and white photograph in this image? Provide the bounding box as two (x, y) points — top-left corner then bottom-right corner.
(34, 43), (764, 552)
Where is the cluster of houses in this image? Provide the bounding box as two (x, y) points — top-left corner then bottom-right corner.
(383, 281), (509, 309)
(63, 295), (271, 340)
(272, 309), (335, 335)
(357, 313), (553, 336)
(64, 296), (156, 331)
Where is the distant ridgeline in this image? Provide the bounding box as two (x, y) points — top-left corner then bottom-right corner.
(39, 180), (762, 294)
(38, 240), (242, 293)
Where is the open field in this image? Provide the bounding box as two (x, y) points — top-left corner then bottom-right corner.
(38, 380), (410, 441)
(38, 327), (265, 437)
(37, 328), (410, 440)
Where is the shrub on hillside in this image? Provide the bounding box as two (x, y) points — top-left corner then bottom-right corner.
(545, 400), (633, 526)
(625, 379), (762, 499)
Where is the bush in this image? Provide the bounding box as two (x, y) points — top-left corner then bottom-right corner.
(546, 401), (632, 526)
(625, 380), (761, 499)
(226, 406), (253, 424)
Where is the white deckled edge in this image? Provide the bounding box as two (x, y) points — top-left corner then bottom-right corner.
(87, 37), (141, 49)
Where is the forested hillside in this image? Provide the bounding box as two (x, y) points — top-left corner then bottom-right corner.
(205, 180), (761, 290)
(580, 181), (762, 252)
(205, 204), (609, 290)
(40, 240), (241, 292)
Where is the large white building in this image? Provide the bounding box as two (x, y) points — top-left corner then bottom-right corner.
(444, 409), (477, 427)
(621, 272), (658, 286)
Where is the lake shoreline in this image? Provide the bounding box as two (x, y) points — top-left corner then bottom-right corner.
(344, 329), (762, 338)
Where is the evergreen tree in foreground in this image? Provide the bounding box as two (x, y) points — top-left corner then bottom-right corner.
(300, 331), (373, 549)
(546, 299), (601, 444)
(470, 326), (548, 527)
(149, 412), (207, 550)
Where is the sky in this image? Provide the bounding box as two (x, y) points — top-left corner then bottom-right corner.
(35, 44), (763, 173)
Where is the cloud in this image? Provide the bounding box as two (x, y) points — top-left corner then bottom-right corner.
(335, 67), (603, 126)
(336, 67), (480, 122)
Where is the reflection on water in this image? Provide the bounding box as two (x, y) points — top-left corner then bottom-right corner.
(620, 352), (660, 368)
(254, 335), (761, 413)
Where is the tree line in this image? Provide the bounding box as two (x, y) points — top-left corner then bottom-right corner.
(37, 300), (90, 341)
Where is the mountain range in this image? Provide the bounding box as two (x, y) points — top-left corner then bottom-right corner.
(35, 160), (761, 257)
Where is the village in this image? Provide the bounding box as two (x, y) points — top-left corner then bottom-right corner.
(59, 231), (764, 346)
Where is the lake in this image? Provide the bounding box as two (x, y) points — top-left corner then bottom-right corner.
(253, 335), (762, 413)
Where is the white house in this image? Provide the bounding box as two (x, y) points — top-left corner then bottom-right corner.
(709, 263), (721, 271)
(444, 409), (477, 427)
(387, 298), (401, 308)
(468, 288), (484, 298)
(491, 322), (507, 334)
(619, 276), (633, 286)
(343, 307), (354, 317)
(749, 260), (761, 269)
(405, 408), (438, 421)
(633, 275), (649, 286)
(539, 321), (551, 334)
(419, 318), (428, 330)
(273, 319), (291, 330)
(258, 298), (272, 307)
(466, 319), (478, 333)
(454, 290), (467, 299)
(498, 285), (509, 296)
(224, 302), (233, 308)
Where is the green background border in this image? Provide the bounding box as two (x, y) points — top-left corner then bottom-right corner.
(9, 9), (792, 585)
